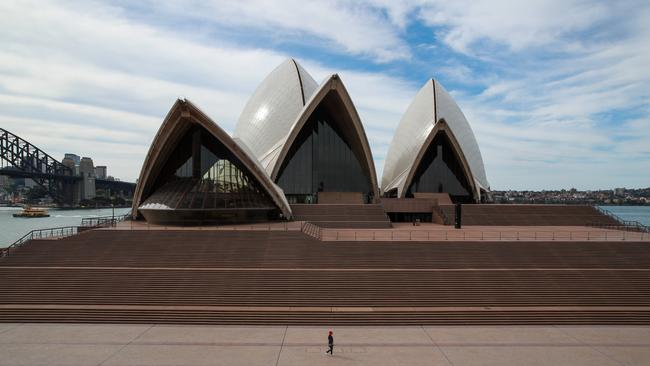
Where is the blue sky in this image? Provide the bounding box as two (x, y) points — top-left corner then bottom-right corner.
(0, 0), (648, 190)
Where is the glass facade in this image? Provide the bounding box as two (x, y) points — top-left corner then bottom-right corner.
(275, 101), (373, 203)
(406, 131), (474, 203)
(140, 125), (279, 224)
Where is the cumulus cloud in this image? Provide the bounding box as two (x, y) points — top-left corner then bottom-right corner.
(117, 0), (412, 62)
(417, 0), (609, 54)
(0, 0), (648, 189)
(0, 0), (419, 181)
(414, 0), (650, 189)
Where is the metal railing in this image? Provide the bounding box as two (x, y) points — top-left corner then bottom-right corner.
(81, 214), (131, 228)
(131, 221), (296, 231)
(301, 221), (322, 240)
(1, 226), (78, 258)
(591, 206), (650, 233)
(320, 229), (650, 242)
(586, 222), (650, 233)
(432, 205), (450, 225)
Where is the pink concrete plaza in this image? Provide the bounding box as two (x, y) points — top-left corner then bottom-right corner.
(1, 323), (650, 365)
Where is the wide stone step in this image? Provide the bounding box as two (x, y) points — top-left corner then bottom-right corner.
(1, 307), (650, 325)
(290, 204), (392, 228)
(2, 229), (650, 325)
(439, 204), (621, 226)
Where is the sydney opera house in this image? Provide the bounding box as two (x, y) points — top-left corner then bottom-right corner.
(133, 59), (489, 224)
(132, 59), (489, 225)
(3, 59), (646, 331)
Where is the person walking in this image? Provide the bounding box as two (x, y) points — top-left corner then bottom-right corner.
(326, 330), (334, 355)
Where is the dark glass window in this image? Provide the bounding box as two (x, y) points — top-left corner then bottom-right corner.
(384, 188), (398, 198)
(406, 131), (473, 203)
(143, 125), (276, 210)
(276, 97), (373, 203)
(175, 157), (192, 177)
(387, 212), (433, 223)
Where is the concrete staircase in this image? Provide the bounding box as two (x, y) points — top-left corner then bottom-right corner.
(290, 204), (392, 228)
(439, 204), (621, 226)
(1, 229), (650, 324)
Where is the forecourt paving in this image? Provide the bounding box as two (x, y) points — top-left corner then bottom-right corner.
(1, 323), (650, 365)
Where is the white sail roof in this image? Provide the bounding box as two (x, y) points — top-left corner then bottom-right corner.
(234, 59), (318, 175)
(381, 79), (489, 198)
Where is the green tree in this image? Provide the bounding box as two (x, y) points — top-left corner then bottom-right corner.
(26, 186), (49, 201)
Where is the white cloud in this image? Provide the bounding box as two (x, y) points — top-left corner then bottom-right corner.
(418, 0), (609, 54)
(0, 0), (648, 190)
(416, 0), (650, 189)
(121, 0), (411, 62)
(0, 0), (418, 181)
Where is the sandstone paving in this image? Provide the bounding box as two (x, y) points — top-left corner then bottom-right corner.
(0, 324), (149, 345)
(438, 346), (621, 366)
(424, 326), (579, 345)
(0, 343), (122, 366)
(594, 346), (650, 366)
(134, 325), (286, 345)
(102, 344), (280, 366)
(1, 324), (649, 366)
(556, 326), (650, 345)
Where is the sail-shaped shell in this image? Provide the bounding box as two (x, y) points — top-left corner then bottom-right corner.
(382, 79), (489, 201)
(270, 74), (379, 200)
(132, 99), (292, 222)
(234, 59), (318, 175)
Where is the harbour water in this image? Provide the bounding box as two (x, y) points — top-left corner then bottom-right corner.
(0, 207), (131, 247)
(0, 205), (649, 248)
(600, 205), (650, 226)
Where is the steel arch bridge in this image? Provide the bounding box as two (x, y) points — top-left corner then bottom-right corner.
(0, 127), (79, 204)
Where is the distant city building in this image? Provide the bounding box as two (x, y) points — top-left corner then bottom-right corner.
(63, 153), (81, 175)
(0, 175), (9, 202)
(64, 153), (81, 166)
(491, 187), (650, 205)
(61, 156), (80, 204)
(79, 157), (96, 200)
(23, 178), (36, 189)
(7, 177), (37, 189)
(0, 175), (9, 189)
(61, 156), (75, 170)
(61, 154), (102, 202)
(95, 166), (107, 179)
